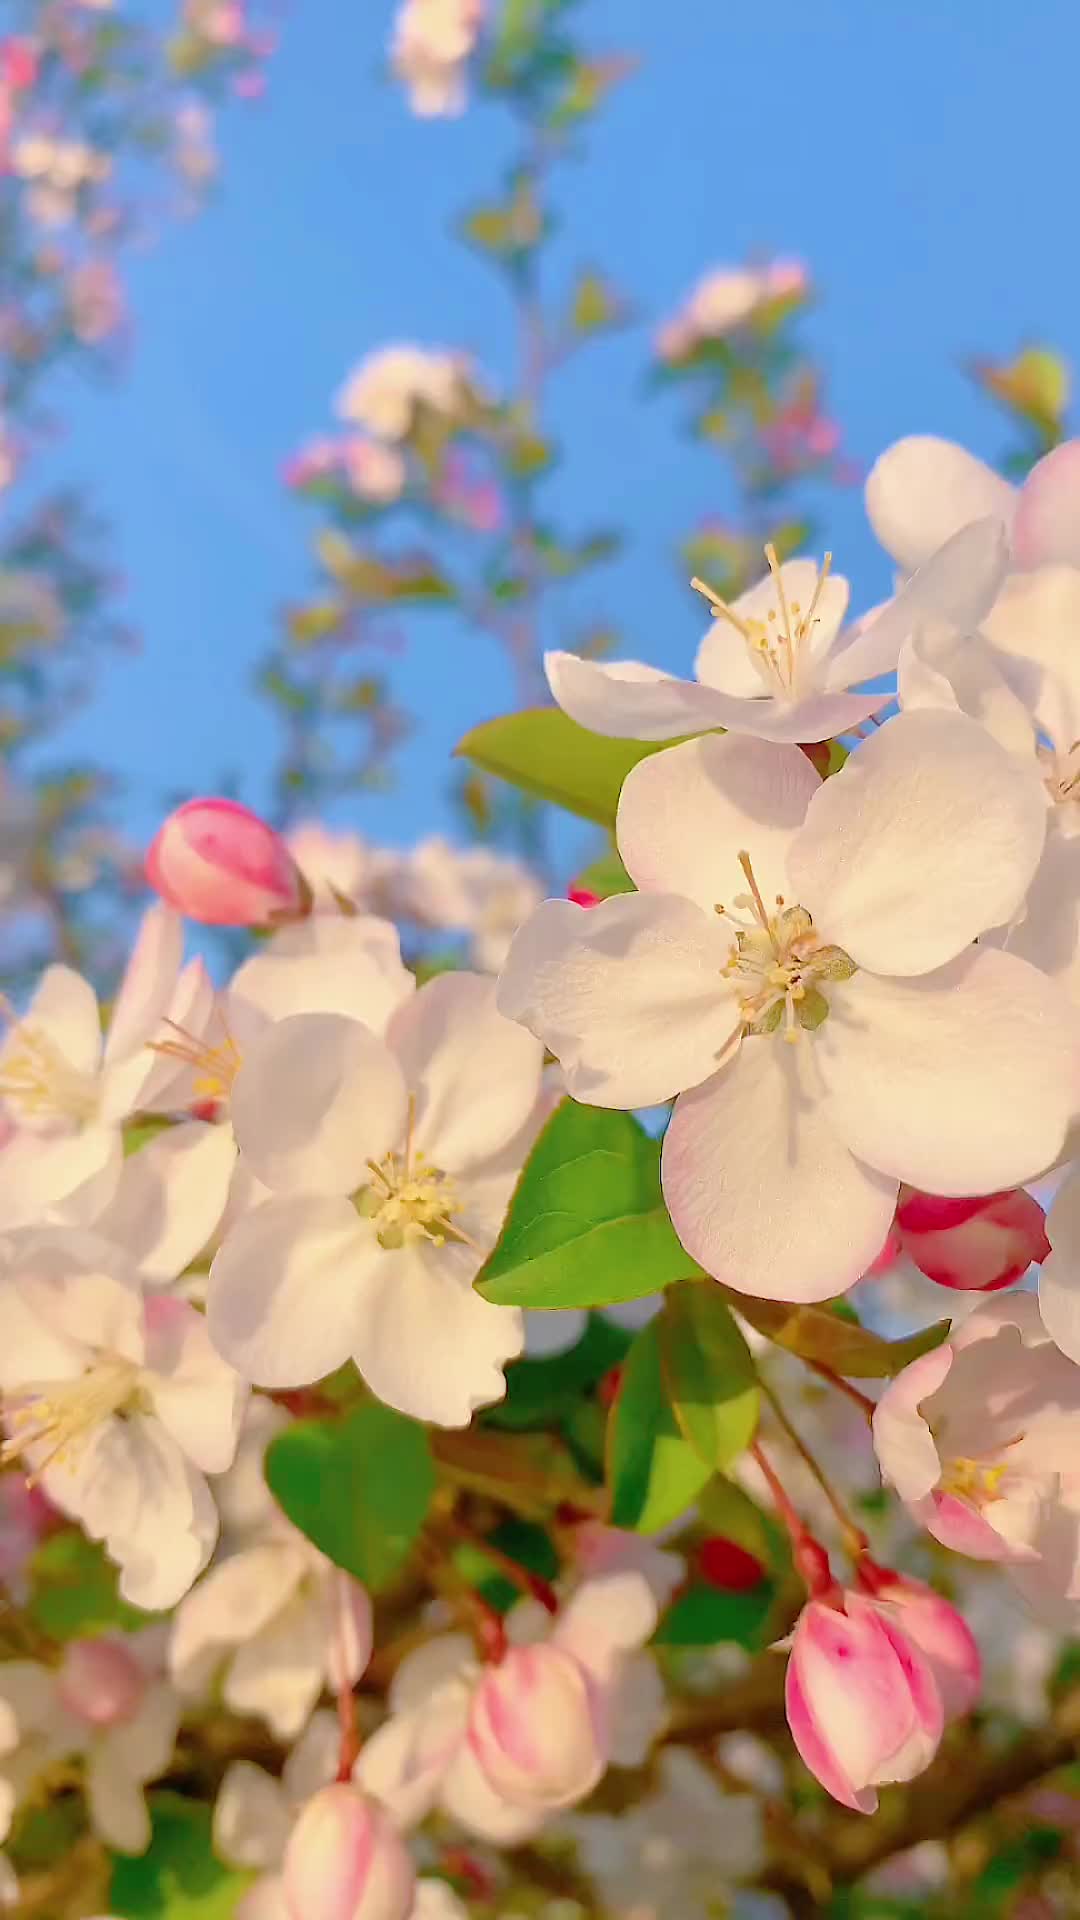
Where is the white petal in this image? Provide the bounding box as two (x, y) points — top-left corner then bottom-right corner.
(86, 1749), (149, 1853)
(496, 894), (741, 1107)
(229, 915), (414, 1035)
(170, 1546), (307, 1679)
(100, 1682), (179, 1780)
(213, 1761), (289, 1870)
(544, 651), (736, 740)
(61, 1414), (218, 1610)
(813, 952), (1074, 1193)
(223, 1590), (327, 1739)
(616, 732), (818, 915)
(135, 957), (217, 1112)
(351, 1242), (523, 1427)
(355, 1684), (469, 1828)
(1041, 1169), (1080, 1363)
(387, 973), (542, 1171)
(983, 565), (1080, 753)
(0, 1127), (120, 1231)
(790, 709), (1047, 973)
(871, 1346), (952, 1501)
(898, 629), (1038, 759)
(93, 1122), (236, 1282)
(282, 1709), (340, 1801)
(866, 435), (1015, 573)
(1003, 826), (1080, 1001)
(207, 1194), (372, 1389)
(661, 1042), (897, 1301)
(827, 517), (1011, 689)
(231, 1014), (406, 1195)
(10, 1229), (144, 1362)
(103, 905), (183, 1067)
(17, 965), (101, 1076)
(142, 1295), (246, 1473)
(1013, 440), (1080, 569)
(0, 1277), (83, 1390)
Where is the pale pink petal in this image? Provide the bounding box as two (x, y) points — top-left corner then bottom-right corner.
(213, 1761), (289, 1870)
(616, 732), (818, 915)
(496, 894), (741, 1108)
(871, 1347), (953, 1502)
(142, 1295), (246, 1473)
(85, 1748), (149, 1853)
(224, 1592), (328, 1739)
(785, 1651), (874, 1813)
(544, 651), (740, 740)
(228, 915), (414, 1034)
(230, 1014), (406, 1195)
(866, 435), (1016, 573)
(103, 905), (183, 1066)
(0, 1127), (121, 1231)
(206, 1195), (373, 1389)
(387, 973), (542, 1172)
(812, 953), (1073, 1194)
(355, 1685), (470, 1829)
(1041, 1168), (1080, 1363)
(170, 1547), (307, 1683)
(18, 964), (102, 1076)
(660, 1041), (897, 1302)
(439, 1741), (545, 1844)
(826, 517), (1010, 689)
(1013, 440), (1080, 569)
(11, 1230), (144, 1361)
(351, 1241), (523, 1426)
(983, 564), (1080, 753)
(92, 1121), (236, 1281)
(791, 709), (1047, 974)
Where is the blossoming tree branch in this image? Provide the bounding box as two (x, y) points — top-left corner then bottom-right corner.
(4, 5), (1080, 1920)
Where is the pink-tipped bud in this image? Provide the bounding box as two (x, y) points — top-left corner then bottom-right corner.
(567, 884), (601, 908)
(56, 1637), (145, 1728)
(467, 1644), (606, 1812)
(282, 1785), (415, 1920)
(895, 1186), (1049, 1292)
(856, 1564), (981, 1719)
(784, 1589), (945, 1814)
(146, 797), (307, 927)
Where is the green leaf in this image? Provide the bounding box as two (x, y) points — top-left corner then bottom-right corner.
(659, 1284), (759, 1469)
(485, 1311), (631, 1430)
(265, 1404), (435, 1591)
(28, 1531), (156, 1639)
(607, 1320), (712, 1531)
(110, 1795), (252, 1919)
(476, 1100), (699, 1308)
(697, 1475), (786, 1573)
(572, 845), (634, 898)
(655, 1579), (775, 1648)
(725, 1291), (950, 1379)
(456, 707), (678, 826)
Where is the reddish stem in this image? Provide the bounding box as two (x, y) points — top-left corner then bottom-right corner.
(750, 1438), (834, 1598)
(807, 1360), (877, 1423)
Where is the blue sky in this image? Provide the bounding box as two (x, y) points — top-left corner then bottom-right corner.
(50, 0), (1079, 859)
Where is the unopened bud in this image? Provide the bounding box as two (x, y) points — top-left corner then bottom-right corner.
(282, 1784), (415, 1920)
(467, 1644), (606, 1811)
(146, 797), (308, 927)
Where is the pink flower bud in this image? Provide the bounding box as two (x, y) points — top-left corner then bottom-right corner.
(894, 1186), (1049, 1291)
(466, 1644), (606, 1811)
(784, 1590), (945, 1814)
(567, 884), (601, 908)
(56, 1637), (145, 1727)
(856, 1564), (981, 1719)
(283, 1785), (415, 1920)
(146, 797), (306, 926)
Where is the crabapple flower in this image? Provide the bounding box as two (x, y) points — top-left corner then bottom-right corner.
(146, 798), (306, 927)
(390, 0), (484, 118)
(544, 518), (1007, 745)
(873, 1294), (1080, 1615)
(0, 905), (183, 1228)
(336, 346), (475, 441)
(498, 711), (1070, 1301)
(285, 826), (399, 916)
(283, 1784), (415, 1920)
(888, 1186), (1050, 1293)
(0, 1228), (246, 1608)
(867, 432), (1080, 575)
(170, 1401), (373, 1739)
(655, 258), (808, 361)
(355, 1563), (667, 1839)
(0, 1635), (179, 1852)
(207, 972), (542, 1424)
(392, 838), (544, 970)
(785, 1585), (945, 1813)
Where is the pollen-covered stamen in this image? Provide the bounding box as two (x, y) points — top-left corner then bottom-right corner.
(150, 1012), (242, 1106)
(716, 851), (855, 1044)
(692, 548), (834, 698)
(353, 1094), (481, 1254)
(0, 997), (98, 1129)
(2, 1355), (142, 1480)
